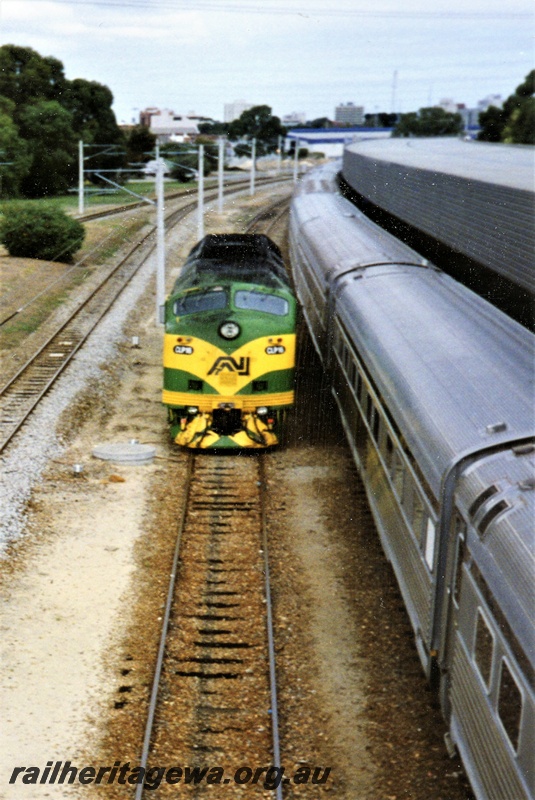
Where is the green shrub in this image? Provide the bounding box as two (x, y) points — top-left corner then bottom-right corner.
(0, 202), (85, 261)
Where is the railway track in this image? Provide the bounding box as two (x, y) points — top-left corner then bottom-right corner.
(245, 196), (292, 238)
(77, 174), (291, 223)
(134, 453), (283, 799)
(0, 178), (292, 454)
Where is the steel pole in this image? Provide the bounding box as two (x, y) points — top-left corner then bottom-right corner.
(198, 144), (204, 240)
(156, 154), (166, 325)
(218, 137), (224, 214)
(250, 138), (256, 196)
(78, 140), (84, 215)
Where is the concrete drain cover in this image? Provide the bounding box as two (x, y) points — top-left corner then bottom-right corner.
(92, 442), (156, 465)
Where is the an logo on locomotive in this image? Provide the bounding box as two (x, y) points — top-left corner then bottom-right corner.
(208, 356), (251, 376)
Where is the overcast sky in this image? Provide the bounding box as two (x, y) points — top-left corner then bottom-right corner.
(1, 0), (533, 124)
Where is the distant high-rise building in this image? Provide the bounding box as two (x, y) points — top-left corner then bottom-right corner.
(281, 112), (307, 127)
(477, 94), (503, 111)
(335, 102), (364, 126)
(438, 98), (459, 114)
(224, 100), (253, 123)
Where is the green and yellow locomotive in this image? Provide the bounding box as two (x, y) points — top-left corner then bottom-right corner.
(162, 234), (296, 448)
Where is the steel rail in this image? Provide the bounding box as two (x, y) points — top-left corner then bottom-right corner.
(259, 454), (284, 800)
(133, 454), (194, 800)
(77, 174), (291, 223)
(245, 196), (292, 237)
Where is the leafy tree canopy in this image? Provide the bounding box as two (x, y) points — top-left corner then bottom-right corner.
(478, 70), (535, 145)
(308, 117), (332, 128)
(393, 107), (464, 138)
(0, 44), (67, 114)
(198, 120), (229, 136)
(159, 140), (216, 181)
(227, 105), (286, 155)
(0, 44), (125, 197)
(126, 125), (157, 167)
(0, 110), (31, 196)
(17, 100), (78, 197)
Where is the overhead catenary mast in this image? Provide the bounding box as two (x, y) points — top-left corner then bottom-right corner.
(391, 69), (398, 115)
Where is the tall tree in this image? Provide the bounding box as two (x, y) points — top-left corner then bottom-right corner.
(0, 45), (67, 116)
(0, 44), (125, 196)
(478, 70), (535, 144)
(17, 101), (78, 197)
(228, 105), (285, 155)
(0, 99), (31, 196)
(126, 125), (157, 166)
(393, 107), (463, 137)
(62, 78), (127, 178)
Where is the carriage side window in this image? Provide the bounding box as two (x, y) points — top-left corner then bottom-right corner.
(452, 515), (467, 607)
(498, 659), (523, 752)
(348, 360), (356, 388)
(412, 490), (425, 538)
(473, 609), (494, 690)
(341, 342), (349, 372)
(402, 472), (414, 519)
(356, 371), (363, 404)
(423, 517), (437, 570)
(372, 407), (381, 441)
(391, 450), (405, 498)
(366, 393), (374, 425)
(384, 433), (394, 469)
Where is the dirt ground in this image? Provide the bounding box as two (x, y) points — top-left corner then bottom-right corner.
(0, 188), (472, 800)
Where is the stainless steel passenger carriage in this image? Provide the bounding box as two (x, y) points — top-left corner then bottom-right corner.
(289, 161), (535, 800)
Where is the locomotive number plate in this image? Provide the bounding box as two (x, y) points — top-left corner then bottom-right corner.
(265, 345), (285, 355)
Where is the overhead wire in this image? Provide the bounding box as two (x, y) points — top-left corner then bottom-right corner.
(13, 0), (532, 19)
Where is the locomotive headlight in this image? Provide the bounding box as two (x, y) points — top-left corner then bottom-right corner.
(187, 406), (199, 415)
(256, 407), (268, 415)
(218, 321), (240, 340)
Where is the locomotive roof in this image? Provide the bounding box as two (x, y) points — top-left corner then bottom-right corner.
(179, 233), (291, 288)
(188, 233), (283, 262)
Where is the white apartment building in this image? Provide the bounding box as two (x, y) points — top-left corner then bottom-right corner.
(224, 100), (253, 123)
(335, 102), (365, 126)
(140, 108), (213, 141)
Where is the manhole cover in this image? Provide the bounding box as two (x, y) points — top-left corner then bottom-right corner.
(92, 442), (156, 464)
